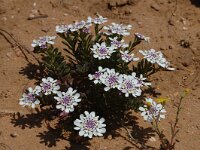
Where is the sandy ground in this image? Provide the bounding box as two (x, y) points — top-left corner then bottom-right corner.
(0, 0), (200, 149)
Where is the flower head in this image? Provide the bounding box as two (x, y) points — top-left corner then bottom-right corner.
(93, 15), (107, 24)
(40, 77), (60, 95)
(31, 36), (56, 49)
(55, 25), (71, 33)
(74, 111), (106, 138)
(120, 51), (139, 63)
(19, 86), (41, 108)
(118, 74), (142, 97)
(109, 37), (128, 49)
(135, 33), (150, 42)
(139, 49), (175, 70)
(104, 23), (132, 36)
(88, 66), (106, 84)
(101, 68), (121, 91)
(54, 87), (81, 113)
(91, 42), (115, 60)
(139, 98), (166, 122)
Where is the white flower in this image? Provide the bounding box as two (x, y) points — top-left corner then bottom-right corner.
(120, 51), (139, 63)
(157, 57), (175, 71)
(88, 66), (106, 84)
(135, 74), (151, 87)
(139, 98), (166, 122)
(118, 74), (141, 97)
(109, 37), (128, 49)
(104, 23), (132, 36)
(91, 42), (116, 60)
(40, 77), (60, 95)
(101, 68), (121, 91)
(55, 25), (70, 33)
(93, 15), (107, 24)
(31, 36), (56, 49)
(139, 49), (175, 70)
(135, 33), (150, 43)
(74, 111), (106, 138)
(70, 20), (86, 31)
(54, 87), (81, 113)
(19, 86), (41, 108)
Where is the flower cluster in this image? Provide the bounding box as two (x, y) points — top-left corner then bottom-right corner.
(88, 67), (151, 97)
(56, 15), (107, 33)
(139, 49), (175, 70)
(54, 87), (81, 113)
(120, 51), (139, 63)
(40, 77), (60, 95)
(74, 111), (106, 138)
(139, 98), (166, 122)
(31, 36), (56, 49)
(19, 77), (60, 108)
(91, 42), (115, 60)
(103, 23), (132, 36)
(109, 37), (128, 49)
(19, 86), (41, 108)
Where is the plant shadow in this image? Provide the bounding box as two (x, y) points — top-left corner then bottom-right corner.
(19, 63), (46, 81)
(190, 0), (200, 7)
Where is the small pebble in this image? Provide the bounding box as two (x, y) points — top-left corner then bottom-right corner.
(10, 132), (18, 138)
(151, 3), (160, 11)
(107, 135), (113, 140)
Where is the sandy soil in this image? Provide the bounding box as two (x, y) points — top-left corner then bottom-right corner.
(0, 0), (200, 149)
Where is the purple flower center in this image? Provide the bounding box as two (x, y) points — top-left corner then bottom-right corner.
(98, 47), (107, 55)
(94, 72), (101, 79)
(43, 83), (51, 91)
(125, 81), (133, 89)
(123, 54), (132, 60)
(62, 96), (71, 105)
(149, 107), (158, 114)
(112, 40), (121, 47)
(85, 119), (97, 129)
(149, 52), (158, 59)
(26, 93), (35, 102)
(108, 75), (118, 85)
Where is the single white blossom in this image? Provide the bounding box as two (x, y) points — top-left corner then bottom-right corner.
(74, 111), (106, 138)
(55, 25), (70, 33)
(109, 37), (128, 49)
(91, 42), (116, 60)
(31, 36), (56, 49)
(93, 15), (107, 24)
(54, 87), (81, 113)
(88, 66), (106, 84)
(120, 50), (139, 63)
(40, 77), (60, 95)
(139, 98), (166, 122)
(118, 74), (142, 97)
(19, 86), (41, 108)
(101, 68), (121, 91)
(104, 23), (132, 36)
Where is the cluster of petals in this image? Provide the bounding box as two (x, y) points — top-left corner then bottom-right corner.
(120, 50), (139, 63)
(19, 77), (60, 108)
(103, 23), (132, 36)
(139, 98), (166, 122)
(54, 87), (81, 113)
(40, 77), (60, 95)
(118, 73), (151, 97)
(139, 49), (175, 70)
(56, 15), (107, 33)
(109, 37), (128, 49)
(89, 67), (151, 97)
(31, 36), (56, 49)
(91, 42), (116, 60)
(74, 111), (106, 138)
(135, 33), (150, 43)
(19, 86), (41, 108)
